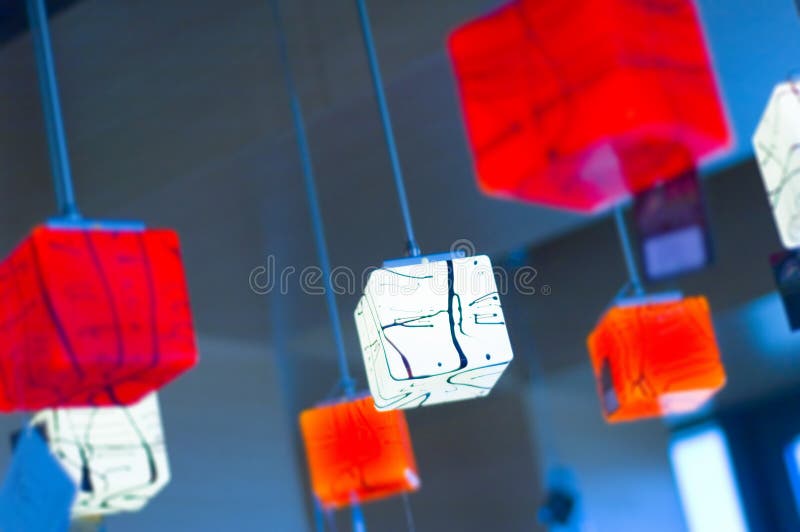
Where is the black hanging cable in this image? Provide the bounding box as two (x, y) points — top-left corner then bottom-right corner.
(613, 205), (644, 297)
(26, 0), (81, 220)
(269, 2), (365, 531)
(354, 0), (420, 257)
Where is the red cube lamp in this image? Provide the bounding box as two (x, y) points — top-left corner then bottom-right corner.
(299, 396), (419, 509)
(0, 223), (198, 411)
(448, 0), (731, 213)
(587, 295), (725, 423)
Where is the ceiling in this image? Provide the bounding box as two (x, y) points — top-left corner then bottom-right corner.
(1, 0), (798, 454)
(1, 0), (799, 529)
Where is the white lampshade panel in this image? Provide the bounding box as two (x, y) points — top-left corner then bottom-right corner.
(355, 254), (514, 411)
(30, 393), (170, 517)
(753, 81), (800, 249)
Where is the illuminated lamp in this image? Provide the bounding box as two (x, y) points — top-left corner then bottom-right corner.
(299, 395), (419, 509)
(587, 294), (725, 422)
(753, 81), (800, 249)
(29, 393), (170, 517)
(355, 253), (513, 411)
(0, 222), (198, 411)
(448, 0), (731, 212)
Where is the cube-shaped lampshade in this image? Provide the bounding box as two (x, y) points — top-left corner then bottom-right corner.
(448, 0), (731, 213)
(587, 295), (725, 423)
(0, 224), (198, 411)
(30, 393), (170, 517)
(299, 396), (419, 509)
(355, 255), (513, 411)
(753, 82), (800, 249)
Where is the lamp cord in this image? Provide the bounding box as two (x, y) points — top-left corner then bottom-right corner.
(402, 493), (416, 532)
(26, 0), (81, 219)
(613, 205), (644, 297)
(269, 0), (355, 398)
(270, 3), (365, 529)
(354, 0), (420, 257)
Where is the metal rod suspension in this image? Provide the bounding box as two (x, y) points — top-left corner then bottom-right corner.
(270, 5), (365, 527)
(26, 0), (80, 219)
(269, 0), (355, 396)
(354, 0), (420, 257)
(613, 205), (644, 297)
(351, 502), (366, 532)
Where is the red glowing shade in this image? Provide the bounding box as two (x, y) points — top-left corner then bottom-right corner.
(299, 396), (419, 509)
(448, 0), (731, 213)
(587, 295), (725, 423)
(0, 225), (198, 411)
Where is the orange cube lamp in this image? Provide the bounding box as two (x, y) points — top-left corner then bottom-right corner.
(299, 396), (419, 509)
(587, 294), (725, 423)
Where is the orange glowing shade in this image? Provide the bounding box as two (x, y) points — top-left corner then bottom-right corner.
(587, 295), (725, 423)
(299, 396), (419, 509)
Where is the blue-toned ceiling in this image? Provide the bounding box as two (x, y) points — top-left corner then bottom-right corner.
(699, 0), (800, 171)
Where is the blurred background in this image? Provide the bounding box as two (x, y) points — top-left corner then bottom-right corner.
(1, 0), (800, 530)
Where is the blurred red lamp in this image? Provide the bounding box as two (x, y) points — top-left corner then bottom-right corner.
(0, 223), (198, 411)
(587, 294), (726, 423)
(448, 0), (731, 213)
(299, 395), (419, 509)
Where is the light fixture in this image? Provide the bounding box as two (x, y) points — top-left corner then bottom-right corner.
(0, 224), (198, 411)
(299, 396), (419, 509)
(448, 0), (731, 212)
(753, 81), (800, 249)
(351, 0), (515, 411)
(586, 204), (725, 422)
(0, 0), (198, 412)
(587, 294), (726, 422)
(355, 254), (513, 410)
(29, 393), (170, 517)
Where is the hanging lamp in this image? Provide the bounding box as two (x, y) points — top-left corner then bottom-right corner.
(268, 0), (419, 523)
(447, 0), (731, 212)
(753, 74), (800, 329)
(0, 0), (198, 412)
(352, 0), (514, 411)
(753, 80), (800, 249)
(586, 208), (725, 422)
(26, 393), (170, 518)
(751, 9), (800, 330)
(300, 395), (419, 510)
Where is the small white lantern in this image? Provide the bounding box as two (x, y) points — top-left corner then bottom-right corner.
(753, 81), (800, 249)
(355, 254), (514, 411)
(30, 393), (170, 517)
